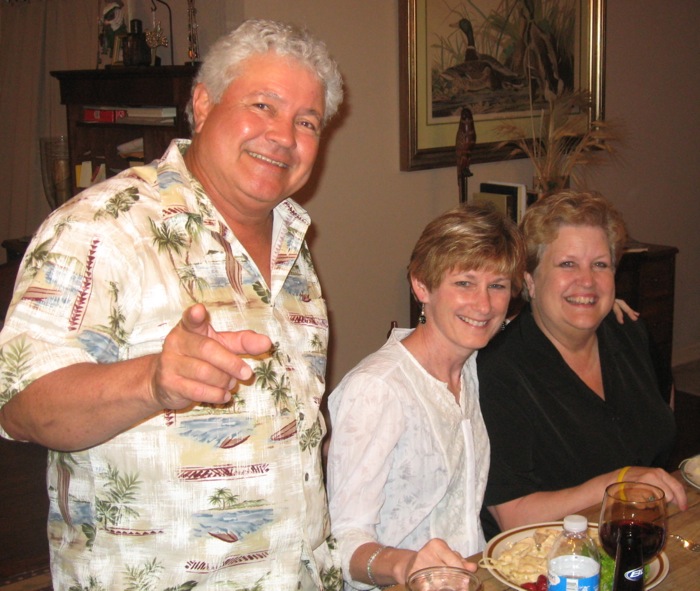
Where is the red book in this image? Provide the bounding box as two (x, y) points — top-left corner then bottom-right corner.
(82, 107), (127, 123)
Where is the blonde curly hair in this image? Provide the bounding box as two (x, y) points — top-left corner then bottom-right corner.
(520, 189), (627, 300)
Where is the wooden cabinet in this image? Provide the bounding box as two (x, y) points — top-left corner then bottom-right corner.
(408, 242), (678, 370)
(615, 243), (678, 371)
(51, 66), (198, 194)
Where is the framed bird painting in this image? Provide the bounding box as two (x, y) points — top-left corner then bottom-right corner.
(399, 0), (605, 171)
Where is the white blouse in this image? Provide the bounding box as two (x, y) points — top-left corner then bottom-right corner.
(326, 328), (490, 589)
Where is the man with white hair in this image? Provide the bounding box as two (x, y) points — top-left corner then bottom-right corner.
(0, 19), (343, 590)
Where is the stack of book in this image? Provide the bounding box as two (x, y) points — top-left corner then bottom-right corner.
(81, 106), (176, 126)
(82, 106), (126, 123)
(121, 106), (177, 125)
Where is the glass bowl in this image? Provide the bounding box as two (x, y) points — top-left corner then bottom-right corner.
(407, 566), (482, 591)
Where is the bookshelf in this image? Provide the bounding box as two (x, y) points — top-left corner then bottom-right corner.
(51, 66), (198, 194)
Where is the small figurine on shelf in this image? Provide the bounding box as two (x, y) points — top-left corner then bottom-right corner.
(455, 106), (476, 204)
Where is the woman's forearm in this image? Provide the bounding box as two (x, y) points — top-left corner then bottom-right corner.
(349, 543), (415, 587)
(491, 472), (615, 531)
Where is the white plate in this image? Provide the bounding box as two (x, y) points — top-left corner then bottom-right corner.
(482, 521), (669, 590)
(679, 454), (700, 490)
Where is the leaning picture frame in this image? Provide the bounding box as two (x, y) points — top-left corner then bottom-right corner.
(111, 34), (126, 66)
(399, 0), (606, 171)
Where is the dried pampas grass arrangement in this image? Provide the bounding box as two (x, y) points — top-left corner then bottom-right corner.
(497, 89), (621, 198)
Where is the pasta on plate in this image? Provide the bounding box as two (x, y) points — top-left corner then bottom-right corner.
(480, 527), (560, 585)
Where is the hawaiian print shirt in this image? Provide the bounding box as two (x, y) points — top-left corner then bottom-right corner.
(0, 140), (342, 591)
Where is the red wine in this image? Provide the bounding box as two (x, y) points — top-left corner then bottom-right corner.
(599, 519), (665, 562)
(612, 525), (644, 591)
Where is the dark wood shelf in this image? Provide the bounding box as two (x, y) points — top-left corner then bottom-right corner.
(52, 65), (198, 106)
(51, 66), (198, 194)
(76, 121), (176, 129)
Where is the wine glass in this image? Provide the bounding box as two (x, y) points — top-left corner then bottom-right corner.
(598, 481), (667, 564)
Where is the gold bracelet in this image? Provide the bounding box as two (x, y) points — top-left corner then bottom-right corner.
(366, 545), (386, 587)
(617, 466), (631, 482)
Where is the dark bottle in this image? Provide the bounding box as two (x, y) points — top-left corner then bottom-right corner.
(612, 524), (644, 591)
(123, 19), (151, 67)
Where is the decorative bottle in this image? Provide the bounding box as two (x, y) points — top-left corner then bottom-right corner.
(547, 515), (600, 591)
(123, 19), (151, 66)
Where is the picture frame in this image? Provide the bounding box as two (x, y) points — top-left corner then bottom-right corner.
(399, 0), (606, 171)
(111, 33), (126, 66)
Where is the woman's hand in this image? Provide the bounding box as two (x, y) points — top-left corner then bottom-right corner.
(401, 538), (477, 583)
(612, 466), (688, 510)
(352, 539), (477, 588)
(613, 298), (639, 323)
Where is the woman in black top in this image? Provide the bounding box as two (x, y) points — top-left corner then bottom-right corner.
(478, 190), (687, 540)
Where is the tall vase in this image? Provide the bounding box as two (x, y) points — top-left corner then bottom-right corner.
(40, 136), (72, 210)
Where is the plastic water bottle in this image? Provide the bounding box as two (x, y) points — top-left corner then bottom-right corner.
(547, 515), (600, 591)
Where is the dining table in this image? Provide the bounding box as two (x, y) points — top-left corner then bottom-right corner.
(388, 471), (699, 590)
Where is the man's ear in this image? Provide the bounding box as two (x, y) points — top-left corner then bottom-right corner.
(191, 83), (213, 134)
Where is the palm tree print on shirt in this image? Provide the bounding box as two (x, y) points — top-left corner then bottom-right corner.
(94, 464), (141, 531)
(253, 354), (292, 414)
(149, 213), (206, 302)
(0, 339), (32, 405)
(22, 218), (73, 278)
(93, 187), (140, 220)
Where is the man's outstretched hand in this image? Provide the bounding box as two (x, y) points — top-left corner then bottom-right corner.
(151, 304), (273, 410)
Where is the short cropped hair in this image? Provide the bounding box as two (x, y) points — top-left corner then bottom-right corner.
(187, 19), (343, 130)
(408, 202), (526, 296)
(521, 189), (628, 278)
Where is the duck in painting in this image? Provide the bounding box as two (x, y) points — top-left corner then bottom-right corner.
(509, 0), (564, 100)
(441, 18), (522, 91)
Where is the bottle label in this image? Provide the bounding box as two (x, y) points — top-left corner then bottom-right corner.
(548, 556), (600, 591)
(547, 573), (599, 591)
(623, 567), (644, 582)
